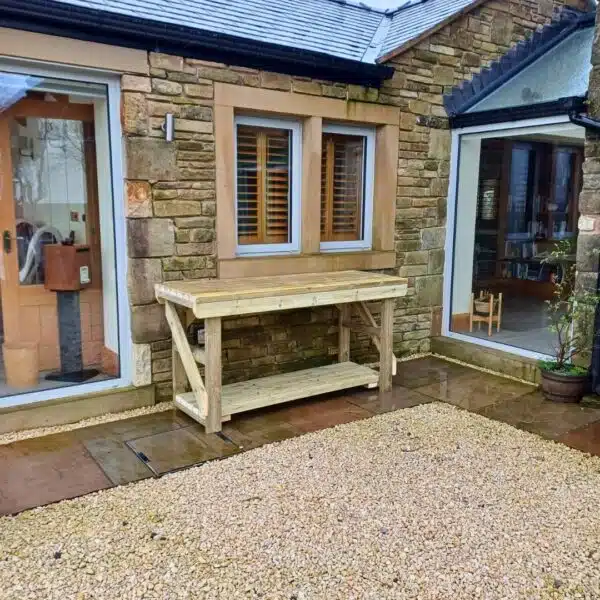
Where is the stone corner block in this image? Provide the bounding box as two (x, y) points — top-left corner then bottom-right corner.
(131, 303), (170, 344)
(128, 218), (175, 258)
(126, 137), (178, 181)
(415, 275), (443, 307)
(128, 258), (163, 305)
(420, 227), (446, 250)
(131, 343), (153, 387)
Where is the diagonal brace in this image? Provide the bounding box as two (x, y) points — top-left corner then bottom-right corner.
(164, 300), (208, 416)
(354, 301), (398, 376)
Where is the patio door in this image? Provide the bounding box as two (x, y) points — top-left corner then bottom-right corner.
(0, 94), (102, 372)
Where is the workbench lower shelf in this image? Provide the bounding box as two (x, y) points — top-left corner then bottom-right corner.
(175, 361), (379, 423)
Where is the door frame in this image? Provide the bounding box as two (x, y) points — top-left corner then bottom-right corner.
(442, 114), (584, 361)
(0, 57), (132, 409)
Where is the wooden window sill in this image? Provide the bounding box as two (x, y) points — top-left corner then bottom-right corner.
(217, 250), (396, 279)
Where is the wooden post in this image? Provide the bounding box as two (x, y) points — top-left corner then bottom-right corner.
(379, 298), (394, 392)
(338, 304), (351, 363)
(497, 293), (503, 332)
(488, 293), (494, 337)
(204, 317), (222, 434)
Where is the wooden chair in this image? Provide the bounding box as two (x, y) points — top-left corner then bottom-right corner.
(469, 290), (503, 336)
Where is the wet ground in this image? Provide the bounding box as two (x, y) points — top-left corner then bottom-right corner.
(2, 356), (600, 516)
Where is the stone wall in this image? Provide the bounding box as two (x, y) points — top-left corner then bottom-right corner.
(578, 8), (600, 292)
(123, 57), (394, 400)
(123, 0), (580, 400)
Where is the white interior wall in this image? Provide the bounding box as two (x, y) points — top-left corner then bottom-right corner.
(451, 137), (481, 316)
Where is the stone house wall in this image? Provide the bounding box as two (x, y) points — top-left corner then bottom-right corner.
(122, 0), (581, 401)
(578, 9), (600, 292)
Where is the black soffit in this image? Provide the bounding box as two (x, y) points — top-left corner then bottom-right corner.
(449, 96), (587, 129)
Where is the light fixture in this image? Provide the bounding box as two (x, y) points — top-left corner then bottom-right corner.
(162, 113), (174, 142)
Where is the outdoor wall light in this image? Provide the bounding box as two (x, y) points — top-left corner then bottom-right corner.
(162, 113), (174, 142)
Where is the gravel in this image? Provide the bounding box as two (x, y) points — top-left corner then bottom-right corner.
(2, 402), (600, 600)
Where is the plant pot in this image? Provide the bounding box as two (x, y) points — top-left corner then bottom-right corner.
(3, 342), (39, 389)
(540, 368), (588, 403)
(474, 299), (498, 314)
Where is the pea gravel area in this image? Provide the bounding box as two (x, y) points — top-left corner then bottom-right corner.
(2, 402), (600, 600)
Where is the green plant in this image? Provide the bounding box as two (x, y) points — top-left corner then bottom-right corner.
(540, 240), (600, 374)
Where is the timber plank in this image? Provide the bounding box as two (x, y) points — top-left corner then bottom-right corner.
(176, 362), (378, 418)
(156, 270), (406, 308)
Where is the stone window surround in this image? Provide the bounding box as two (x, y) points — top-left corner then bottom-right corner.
(214, 83), (400, 278)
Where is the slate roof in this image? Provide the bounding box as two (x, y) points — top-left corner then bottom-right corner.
(444, 7), (596, 116)
(380, 0), (476, 58)
(44, 0), (482, 64)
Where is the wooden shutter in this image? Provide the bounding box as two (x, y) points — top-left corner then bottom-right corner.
(321, 133), (365, 242)
(236, 125), (291, 245)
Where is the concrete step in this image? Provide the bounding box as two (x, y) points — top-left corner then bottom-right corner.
(431, 336), (540, 384)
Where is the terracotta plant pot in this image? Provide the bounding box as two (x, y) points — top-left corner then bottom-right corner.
(3, 342), (39, 389)
(540, 368), (588, 403)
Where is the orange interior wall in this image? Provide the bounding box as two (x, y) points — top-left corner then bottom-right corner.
(18, 288), (104, 371)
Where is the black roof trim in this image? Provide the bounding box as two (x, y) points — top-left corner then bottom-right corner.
(449, 96), (587, 128)
(443, 8), (595, 117)
(0, 0), (394, 88)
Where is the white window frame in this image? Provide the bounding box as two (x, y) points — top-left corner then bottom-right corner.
(0, 57), (131, 410)
(234, 114), (302, 256)
(320, 123), (375, 253)
(442, 114), (584, 362)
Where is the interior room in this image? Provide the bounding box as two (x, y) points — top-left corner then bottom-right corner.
(0, 70), (121, 400)
(449, 123), (584, 356)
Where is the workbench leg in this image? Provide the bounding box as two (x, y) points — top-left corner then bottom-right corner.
(172, 307), (187, 402)
(204, 317), (222, 434)
(379, 299), (395, 392)
(338, 304), (351, 363)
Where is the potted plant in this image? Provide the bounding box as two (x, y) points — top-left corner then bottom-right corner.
(539, 241), (600, 403)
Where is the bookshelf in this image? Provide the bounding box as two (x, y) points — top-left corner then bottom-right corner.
(473, 140), (582, 301)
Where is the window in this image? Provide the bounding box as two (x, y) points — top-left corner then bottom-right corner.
(320, 124), (375, 251)
(235, 115), (301, 255)
(0, 64), (129, 406)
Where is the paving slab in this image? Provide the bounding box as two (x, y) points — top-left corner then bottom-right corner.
(344, 385), (434, 414)
(559, 420), (600, 455)
(126, 426), (239, 475)
(0, 432), (112, 516)
(478, 391), (600, 441)
(393, 356), (473, 389)
(416, 370), (534, 411)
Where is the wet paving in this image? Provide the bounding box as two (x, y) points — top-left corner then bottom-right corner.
(2, 356), (600, 516)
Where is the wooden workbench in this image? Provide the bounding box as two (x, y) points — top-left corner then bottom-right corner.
(155, 271), (408, 433)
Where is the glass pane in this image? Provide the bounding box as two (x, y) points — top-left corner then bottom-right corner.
(236, 124), (291, 245)
(11, 118), (90, 285)
(507, 145), (536, 236)
(321, 133), (365, 242)
(0, 70), (120, 397)
(450, 134), (582, 358)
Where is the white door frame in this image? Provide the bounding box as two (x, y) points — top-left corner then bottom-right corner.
(442, 114), (583, 361)
(0, 56), (132, 409)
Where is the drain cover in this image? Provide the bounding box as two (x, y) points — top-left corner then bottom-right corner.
(125, 426), (239, 476)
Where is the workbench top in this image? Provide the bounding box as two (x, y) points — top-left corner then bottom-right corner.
(155, 270), (407, 311)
